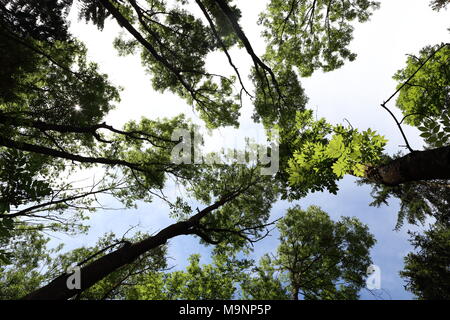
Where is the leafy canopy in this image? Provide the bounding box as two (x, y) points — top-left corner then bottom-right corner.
(400, 224), (450, 300)
(394, 44), (450, 148)
(243, 206), (375, 300)
(260, 0), (380, 77)
(286, 110), (387, 197)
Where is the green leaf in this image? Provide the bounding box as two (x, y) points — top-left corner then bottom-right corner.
(326, 135), (345, 158)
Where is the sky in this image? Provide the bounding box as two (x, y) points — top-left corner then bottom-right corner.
(47, 0), (450, 300)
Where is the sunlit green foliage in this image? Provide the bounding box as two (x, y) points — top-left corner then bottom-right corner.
(286, 110), (387, 196)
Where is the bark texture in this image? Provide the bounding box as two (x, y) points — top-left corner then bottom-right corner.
(366, 146), (450, 186)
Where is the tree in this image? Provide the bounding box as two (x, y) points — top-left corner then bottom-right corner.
(23, 164), (280, 299)
(286, 42), (450, 226)
(394, 44), (450, 148)
(430, 0), (450, 11)
(1, 0), (287, 299)
(400, 224), (450, 300)
(287, 42), (450, 188)
(284, 39), (450, 301)
(76, 0), (380, 129)
(365, 176), (450, 230)
(0, 228), (60, 299)
(48, 232), (168, 300)
(3, 207), (375, 300)
(0, 0), (124, 240)
(243, 206), (376, 300)
(259, 0), (380, 77)
(241, 254), (291, 300)
(131, 254), (249, 300)
(359, 42), (450, 229)
(0, 229), (167, 300)
(1, 0), (448, 300)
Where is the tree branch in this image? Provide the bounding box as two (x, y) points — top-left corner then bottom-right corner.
(22, 185), (247, 299)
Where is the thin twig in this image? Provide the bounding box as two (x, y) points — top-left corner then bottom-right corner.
(380, 43), (450, 153)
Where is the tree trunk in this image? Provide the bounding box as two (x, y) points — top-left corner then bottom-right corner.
(366, 146), (450, 186)
(23, 223), (185, 300)
(22, 192), (239, 300)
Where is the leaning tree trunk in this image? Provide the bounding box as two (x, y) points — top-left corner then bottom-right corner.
(22, 192), (238, 300)
(366, 146), (450, 186)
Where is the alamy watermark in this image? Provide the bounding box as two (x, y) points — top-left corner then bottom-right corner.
(366, 264), (381, 290)
(66, 265), (81, 290)
(170, 128), (279, 175)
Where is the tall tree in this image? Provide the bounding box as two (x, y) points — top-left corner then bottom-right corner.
(1, 0), (285, 299)
(400, 223), (450, 300)
(286, 42), (450, 226)
(1, 0), (448, 300)
(4, 207), (375, 300)
(242, 206), (375, 300)
(0, 229), (167, 300)
(23, 163), (280, 299)
(131, 254), (249, 300)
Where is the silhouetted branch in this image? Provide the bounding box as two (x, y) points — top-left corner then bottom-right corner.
(380, 43), (450, 153)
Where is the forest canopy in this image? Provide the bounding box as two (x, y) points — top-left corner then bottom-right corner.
(0, 0), (449, 301)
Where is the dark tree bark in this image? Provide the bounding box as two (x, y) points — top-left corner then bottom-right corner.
(366, 146), (450, 186)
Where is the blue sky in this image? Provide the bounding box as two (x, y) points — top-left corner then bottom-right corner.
(47, 0), (450, 300)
